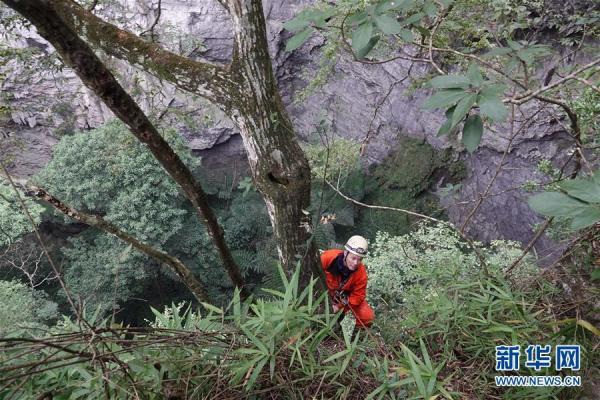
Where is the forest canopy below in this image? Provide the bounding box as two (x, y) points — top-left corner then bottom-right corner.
(0, 0), (599, 398)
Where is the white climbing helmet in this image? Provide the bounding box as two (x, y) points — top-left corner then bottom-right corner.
(344, 235), (368, 257)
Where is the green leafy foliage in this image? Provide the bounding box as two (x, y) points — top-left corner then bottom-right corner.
(422, 64), (508, 151)
(369, 224), (595, 398)
(35, 120), (194, 244)
(462, 114), (483, 152)
(33, 121), (199, 314)
(2, 249), (595, 399)
(0, 181), (44, 247)
(0, 280), (58, 335)
(528, 171), (600, 230)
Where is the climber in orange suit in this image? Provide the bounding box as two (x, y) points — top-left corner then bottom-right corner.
(320, 235), (374, 329)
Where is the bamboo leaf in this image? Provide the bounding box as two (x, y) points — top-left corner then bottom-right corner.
(577, 319), (600, 337)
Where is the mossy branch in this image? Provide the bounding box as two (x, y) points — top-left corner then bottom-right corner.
(25, 185), (211, 303)
(38, 0), (237, 107)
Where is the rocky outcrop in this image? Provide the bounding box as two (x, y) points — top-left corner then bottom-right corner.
(0, 0), (587, 262)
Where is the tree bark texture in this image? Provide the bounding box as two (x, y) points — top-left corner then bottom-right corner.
(3, 0), (249, 299)
(4, 0), (325, 290)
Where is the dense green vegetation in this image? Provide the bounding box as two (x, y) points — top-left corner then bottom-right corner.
(1, 226), (597, 398)
(0, 0), (598, 397)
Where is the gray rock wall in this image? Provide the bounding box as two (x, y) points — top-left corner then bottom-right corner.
(0, 0), (585, 262)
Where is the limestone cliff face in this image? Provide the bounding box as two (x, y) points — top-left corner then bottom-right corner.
(0, 0), (582, 260)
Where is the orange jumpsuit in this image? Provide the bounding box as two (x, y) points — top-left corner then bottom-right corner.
(320, 249), (375, 328)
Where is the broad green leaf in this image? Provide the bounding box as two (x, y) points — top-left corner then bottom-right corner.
(429, 74), (470, 89)
(285, 28), (312, 51)
(404, 12), (425, 26)
(528, 192), (589, 217)
(312, 9), (336, 28)
(377, 0), (415, 13)
(347, 11), (368, 26)
(506, 57), (520, 74)
(356, 36), (380, 59)
(283, 15), (310, 32)
(437, 107), (456, 136)
(480, 83), (506, 97)
(570, 206), (600, 230)
(591, 269), (600, 281)
(375, 14), (402, 34)
(478, 89), (508, 122)
(423, 1), (437, 16)
(451, 93), (477, 126)
(466, 64), (483, 87)
(462, 114), (483, 153)
(399, 28), (414, 42)
(593, 169), (600, 184)
(352, 22), (374, 56)
(437, 118), (453, 136)
(559, 179), (600, 203)
(421, 89), (467, 109)
(376, 0), (398, 14)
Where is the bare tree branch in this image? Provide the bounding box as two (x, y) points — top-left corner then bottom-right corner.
(325, 179), (490, 269)
(139, 0), (162, 40)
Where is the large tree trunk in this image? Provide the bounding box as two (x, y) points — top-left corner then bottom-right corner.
(225, 0), (325, 286)
(4, 0), (325, 290)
